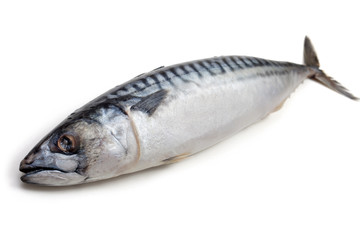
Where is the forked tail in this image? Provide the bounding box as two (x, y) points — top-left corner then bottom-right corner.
(303, 36), (358, 100)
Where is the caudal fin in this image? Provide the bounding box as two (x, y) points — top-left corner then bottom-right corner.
(303, 36), (358, 101)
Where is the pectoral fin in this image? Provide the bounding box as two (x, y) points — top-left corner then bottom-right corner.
(131, 89), (168, 116)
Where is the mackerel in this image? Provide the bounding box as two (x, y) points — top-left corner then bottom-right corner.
(19, 37), (358, 186)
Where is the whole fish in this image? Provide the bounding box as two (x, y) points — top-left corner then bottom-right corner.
(19, 37), (358, 186)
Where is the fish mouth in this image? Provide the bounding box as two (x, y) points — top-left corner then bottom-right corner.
(20, 165), (66, 174)
(20, 166), (66, 182)
(20, 169), (87, 186)
(20, 165), (86, 186)
(20, 169), (62, 182)
(19, 155), (87, 186)
(20, 162), (67, 178)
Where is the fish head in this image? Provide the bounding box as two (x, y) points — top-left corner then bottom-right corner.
(19, 108), (139, 186)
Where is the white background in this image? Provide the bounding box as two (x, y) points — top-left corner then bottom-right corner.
(1, 1), (359, 239)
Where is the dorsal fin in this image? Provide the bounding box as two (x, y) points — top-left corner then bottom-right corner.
(130, 89), (168, 116)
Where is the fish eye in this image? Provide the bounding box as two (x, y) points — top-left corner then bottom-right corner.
(57, 133), (79, 154)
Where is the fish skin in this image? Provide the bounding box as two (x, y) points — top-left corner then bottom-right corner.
(19, 37), (357, 186)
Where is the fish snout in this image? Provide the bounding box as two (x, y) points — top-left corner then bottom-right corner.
(19, 153), (57, 174)
(20, 152), (80, 175)
(19, 154), (37, 173)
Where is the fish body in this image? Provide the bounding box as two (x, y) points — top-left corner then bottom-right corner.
(128, 58), (308, 173)
(19, 37), (357, 186)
